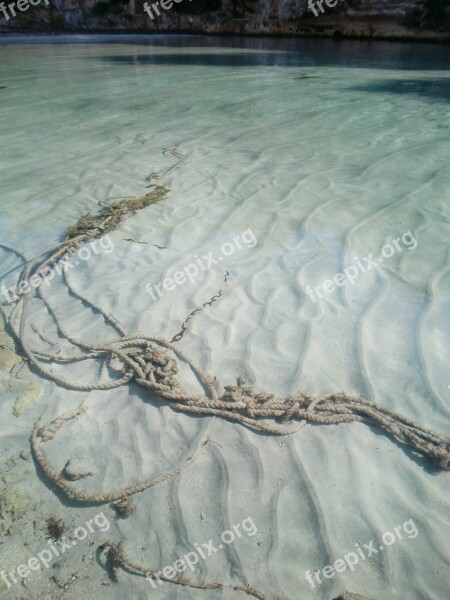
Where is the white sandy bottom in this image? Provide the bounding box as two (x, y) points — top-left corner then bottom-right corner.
(0, 36), (449, 600)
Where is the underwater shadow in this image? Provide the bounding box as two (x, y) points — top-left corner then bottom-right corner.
(95, 38), (450, 71)
(351, 77), (450, 102)
(98, 52), (305, 68)
(363, 421), (443, 476)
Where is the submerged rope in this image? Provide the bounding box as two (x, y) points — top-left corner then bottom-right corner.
(6, 242), (448, 472)
(1, 176), (449, 487)
(1, 152), (449, 596)
(26, 320), (450, 471)
(98, 542), (267, 599)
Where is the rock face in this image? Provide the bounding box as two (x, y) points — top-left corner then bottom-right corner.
(0, 0), (449, 40)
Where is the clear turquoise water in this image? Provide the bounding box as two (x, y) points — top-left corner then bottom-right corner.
(0, 35), (449, 600)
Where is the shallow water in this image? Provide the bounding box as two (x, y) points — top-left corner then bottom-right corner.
(0, 35), (449, 600)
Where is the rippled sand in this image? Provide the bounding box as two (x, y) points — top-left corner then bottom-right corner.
(0, 35), (449, 600)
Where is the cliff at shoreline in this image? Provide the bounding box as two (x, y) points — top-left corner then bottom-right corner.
(0, 1), (449, 41)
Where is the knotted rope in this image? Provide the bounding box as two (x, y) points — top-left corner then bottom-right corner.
(1, 157), (449, 596)
(2, 231), (449, 497)
(0, 179), (448, 506)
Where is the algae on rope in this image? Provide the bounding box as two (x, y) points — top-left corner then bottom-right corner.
(65, 186), (168, 246)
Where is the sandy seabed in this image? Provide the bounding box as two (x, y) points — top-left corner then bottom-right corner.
(0, 35), (449, 600)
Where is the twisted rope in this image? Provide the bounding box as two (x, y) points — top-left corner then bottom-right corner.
(98, 542), (268, 599)
(3, 238), (449, 475)
(1, 161), (449, 598)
